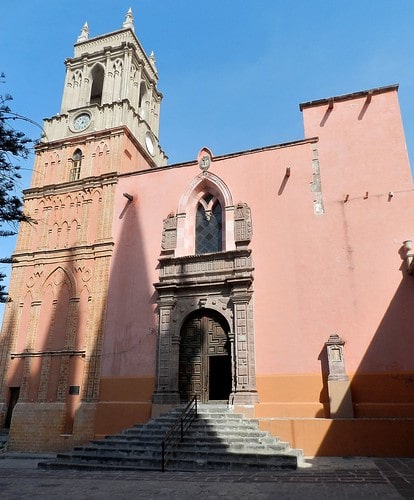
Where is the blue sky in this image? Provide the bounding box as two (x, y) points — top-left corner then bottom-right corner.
(1, 0), (414, 320)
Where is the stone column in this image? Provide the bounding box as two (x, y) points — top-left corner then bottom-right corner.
(152, 295), (180, 409)
(81, 57), (89, 107)
(56, 298), (80, 402)
(102, 50), (112, 105)
(136, 64), (143, 110)
(19, 301), (42, 402)
(122, 47), (132, 101)
(231, 286), (258, 405)
(82, 255), (110, 403)
(96, 183), (115, 241)
(326, 334), (354, 418)
(79, 196), (91, 245)
(148, 83), (154, 130)
(0, 300), (22, 404)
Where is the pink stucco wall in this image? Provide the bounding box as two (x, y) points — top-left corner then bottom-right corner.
(102, 86), (414, 383)
(3, 85), (413, 453)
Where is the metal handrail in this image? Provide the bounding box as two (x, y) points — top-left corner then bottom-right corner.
(161, 395), (198, 472)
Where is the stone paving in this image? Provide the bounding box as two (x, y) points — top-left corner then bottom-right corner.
(0, 454), (413, 499)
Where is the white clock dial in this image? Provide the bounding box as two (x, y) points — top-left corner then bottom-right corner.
(73, 113), (91, 132)
(145, 132), (155, 156)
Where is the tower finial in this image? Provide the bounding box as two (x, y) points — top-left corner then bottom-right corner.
(77, 22), (89, 43)
(149, 51), (157, 70)
(122, 7), (135, 32)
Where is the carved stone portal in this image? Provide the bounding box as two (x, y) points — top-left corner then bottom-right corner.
(152, 249), (258, 409)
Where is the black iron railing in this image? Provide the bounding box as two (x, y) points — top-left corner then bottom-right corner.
(161, 395), (198, 472)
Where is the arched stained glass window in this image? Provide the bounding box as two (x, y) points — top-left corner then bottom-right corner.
(195, 194), (222, 254)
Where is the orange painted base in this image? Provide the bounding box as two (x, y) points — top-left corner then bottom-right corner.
(253, 373), (414, 456)
(256, 373), (414, 418)
(95, 376), (155, 437)
(259, 418), (414, 457)
(256, 374), (328, 418)
(95, 402), (152, 437)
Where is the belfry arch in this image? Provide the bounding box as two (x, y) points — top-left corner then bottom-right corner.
(90, 64), (105, 105)
(153, 170), (258, 413)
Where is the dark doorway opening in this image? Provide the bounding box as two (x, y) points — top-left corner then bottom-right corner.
(4, 387), (20, 429)
(209, 356), (232, 400)
(179, 310), (232, 403)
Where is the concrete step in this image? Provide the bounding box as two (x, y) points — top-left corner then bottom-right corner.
(0, 430), (9, 451)
(73, 440), (290, 455)
(101, 434), (277, 448)
(50, 448), (297, 471)
(39, 404), (301, 472)
(40, 454), (297, 472)
(120, 427), (267, 439)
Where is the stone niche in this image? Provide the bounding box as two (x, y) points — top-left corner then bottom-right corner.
(325, 334), (354, 418)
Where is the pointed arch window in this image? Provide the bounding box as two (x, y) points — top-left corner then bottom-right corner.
(70, 149), (82, 181)
(195, 194), (223, 254)
(90, 65), (104, 105)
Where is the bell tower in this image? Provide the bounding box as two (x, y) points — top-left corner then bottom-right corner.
(0, 9), (166, 452)
(41, 8), (166, 173)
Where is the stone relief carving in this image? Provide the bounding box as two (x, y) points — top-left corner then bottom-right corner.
(234, 202), (252, 248)
(26, 267), (44, 289)
(197, 147), (213, 173)
(161, 212), (177, 253)
(73, 264), (92, 282)
(166, 295), (234, 337)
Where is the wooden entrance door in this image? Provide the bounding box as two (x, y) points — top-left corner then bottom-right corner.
(179, 312), (231, 403)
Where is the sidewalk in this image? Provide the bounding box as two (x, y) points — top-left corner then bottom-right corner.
(0, 454), (413, 499)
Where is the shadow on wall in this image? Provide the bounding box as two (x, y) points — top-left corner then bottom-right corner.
(2, 182), (159, 450)
(316, 245), (414, 456)
(317, 347), (331, 419)
(1, 243), (90, 449)
(94, 192), (157, 437)
(0, 306), (18, 428)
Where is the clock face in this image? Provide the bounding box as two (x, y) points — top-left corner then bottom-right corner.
(73, 113), (91, 132)
(145, 132), (155, 156)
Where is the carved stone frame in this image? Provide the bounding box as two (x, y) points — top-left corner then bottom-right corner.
(152, 249), (258, 408)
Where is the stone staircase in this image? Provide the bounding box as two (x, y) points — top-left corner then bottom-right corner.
(0, 429), (8, 452)
(39, 404), (301, 471)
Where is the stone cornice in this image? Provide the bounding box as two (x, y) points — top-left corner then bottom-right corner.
(119, 137), (319, 180)
(38, 102), (167, 166)
(23, 172), (118, 199)
(11, 241), (114, 266)
(159, 249), (251, 265)
(156, 250), (254, 289)
(300, 84), (399, 111)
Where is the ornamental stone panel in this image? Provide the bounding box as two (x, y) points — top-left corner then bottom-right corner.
(153, 249), (257, 408)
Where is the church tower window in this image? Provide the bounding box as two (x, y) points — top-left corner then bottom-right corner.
(138, 81), (149, 119)
(70, 149), (82, 181)
(195, 194), (222, 254)
(90, 64), (104, 105)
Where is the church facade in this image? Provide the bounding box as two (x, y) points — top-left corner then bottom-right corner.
(1, 10), (414, 455)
